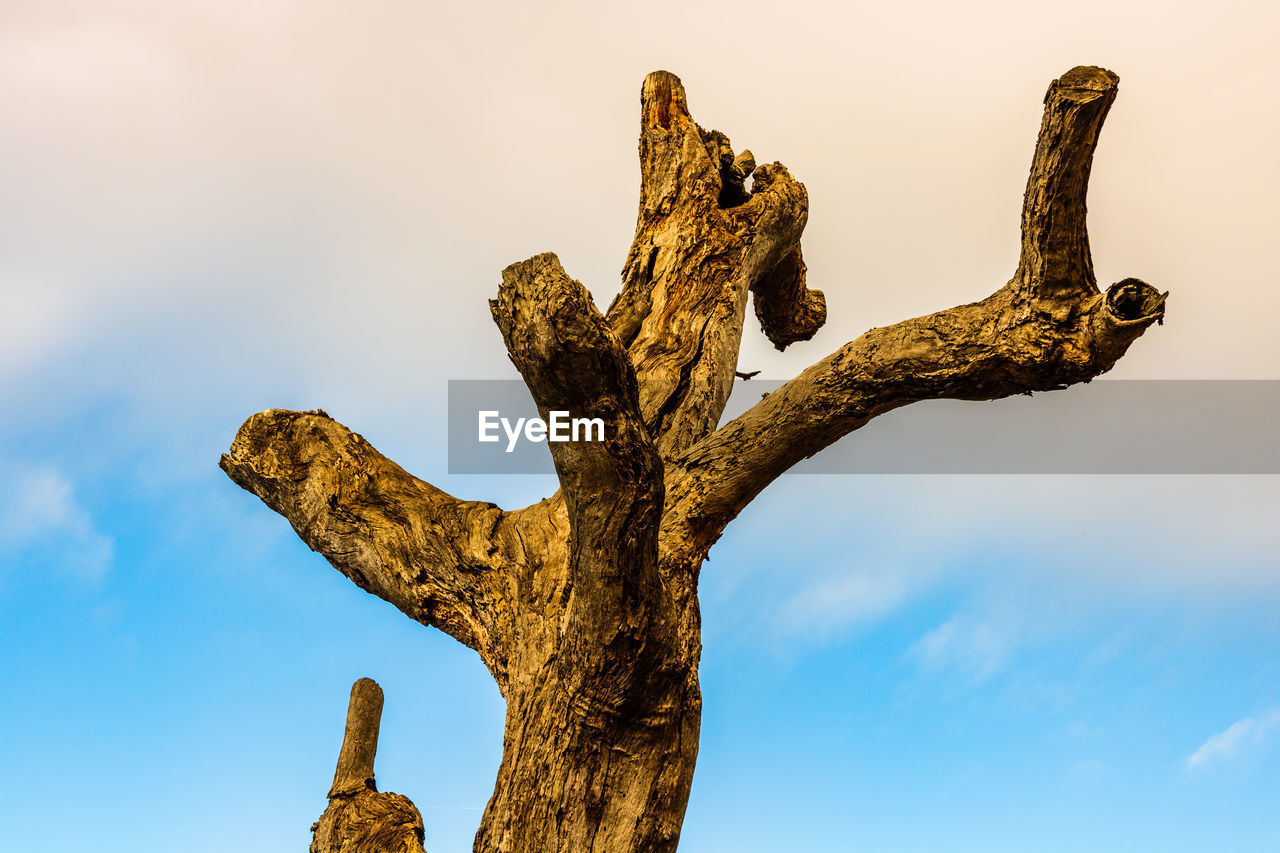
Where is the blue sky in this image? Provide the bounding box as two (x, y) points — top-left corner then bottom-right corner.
(3, 1), (1279, 850)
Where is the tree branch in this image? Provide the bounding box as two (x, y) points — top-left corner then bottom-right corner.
(220, 411), (514, 688)
(492, 253), (661, 527)
(492, 254), (668, 667)
(329, 677), (385, 798)
(311, 678), (425, 853)
(1017, 66), (1118, 303)
(606, 71), (823, 458)
(660, 66), (1168, 563)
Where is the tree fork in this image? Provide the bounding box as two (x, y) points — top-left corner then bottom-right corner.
(223, 65), (1165, 852)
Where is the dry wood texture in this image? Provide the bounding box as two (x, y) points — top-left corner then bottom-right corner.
(310, 679), (426, 853)
(222, 66), (1165, 852)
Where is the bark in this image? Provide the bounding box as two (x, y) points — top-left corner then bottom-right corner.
(220, 410), (519, 691)
(606, 71), (821, 458)
(222, 65), (1164, 852)
(311, 679), (426, 853)
(479, 255), (697, 852)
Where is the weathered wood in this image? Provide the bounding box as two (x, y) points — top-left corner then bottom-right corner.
(606, 71), (819, 457)
(329, 678), (384, 797)
(311, 679), (426, 853)
(659, 66), (1167, 566)
(219, 410), (518, 692)
(223, 66), (1165, 853)
(483, 253), (694, 853)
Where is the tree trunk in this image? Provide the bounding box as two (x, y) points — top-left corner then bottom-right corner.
(221, 66), (1165, 852)
(475, 616), (701, 852)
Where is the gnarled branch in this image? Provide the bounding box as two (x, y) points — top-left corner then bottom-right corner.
(329, 677), (385, 798)
(751, 243), (825, 350)
(220, 411), (515, 689)
(606, 71), (823, 458)
(660, 66), (1167, 563)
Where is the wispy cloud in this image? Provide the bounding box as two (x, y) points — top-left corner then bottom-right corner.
(911, 616), (1011, 683)
(0, 462), (112, 582)
(1187, 709), (1280, 769)
(777, 569), (908, 635)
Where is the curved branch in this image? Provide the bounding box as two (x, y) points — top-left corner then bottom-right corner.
(741, 167), (825, 350)
(220, 410), (514, 687)
(661, 66), (1167, 563)
(1017, 65), (1118, 302)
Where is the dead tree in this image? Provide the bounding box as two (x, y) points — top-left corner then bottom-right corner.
(221, 66), (1166, 852)
(311, 679), (425, 853)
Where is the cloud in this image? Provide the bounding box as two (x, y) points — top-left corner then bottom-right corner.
(1187, 709), (1280, 769)
(0, 462), (112, 582)
(777, 569), (907, 635)
(700, 471), (1280, 663)
(910, 616), (1011, 683)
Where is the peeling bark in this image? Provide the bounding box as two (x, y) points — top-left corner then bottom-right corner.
(223, 66), (1164, 852)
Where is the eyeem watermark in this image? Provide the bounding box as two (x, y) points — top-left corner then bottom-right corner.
(478, 410), (605, 453)
(450, 379), (1280, 474)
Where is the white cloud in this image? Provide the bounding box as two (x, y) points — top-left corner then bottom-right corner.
(1187, 709), (1280, 769)
(778, 569), (907, 635)
(0, 462), (112, 582)
(699, 471), (1280, 666)
(911, 616), (1011, 683)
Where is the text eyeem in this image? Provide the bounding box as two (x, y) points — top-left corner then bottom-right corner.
(478, 411), (606, 453)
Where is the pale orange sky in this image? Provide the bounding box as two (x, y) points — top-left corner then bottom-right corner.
(2, 0), (1278, 391)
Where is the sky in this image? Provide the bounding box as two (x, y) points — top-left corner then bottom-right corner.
(1, 1), (1278, 850)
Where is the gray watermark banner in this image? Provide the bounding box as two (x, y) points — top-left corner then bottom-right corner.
(447, 380), (1280, 474)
